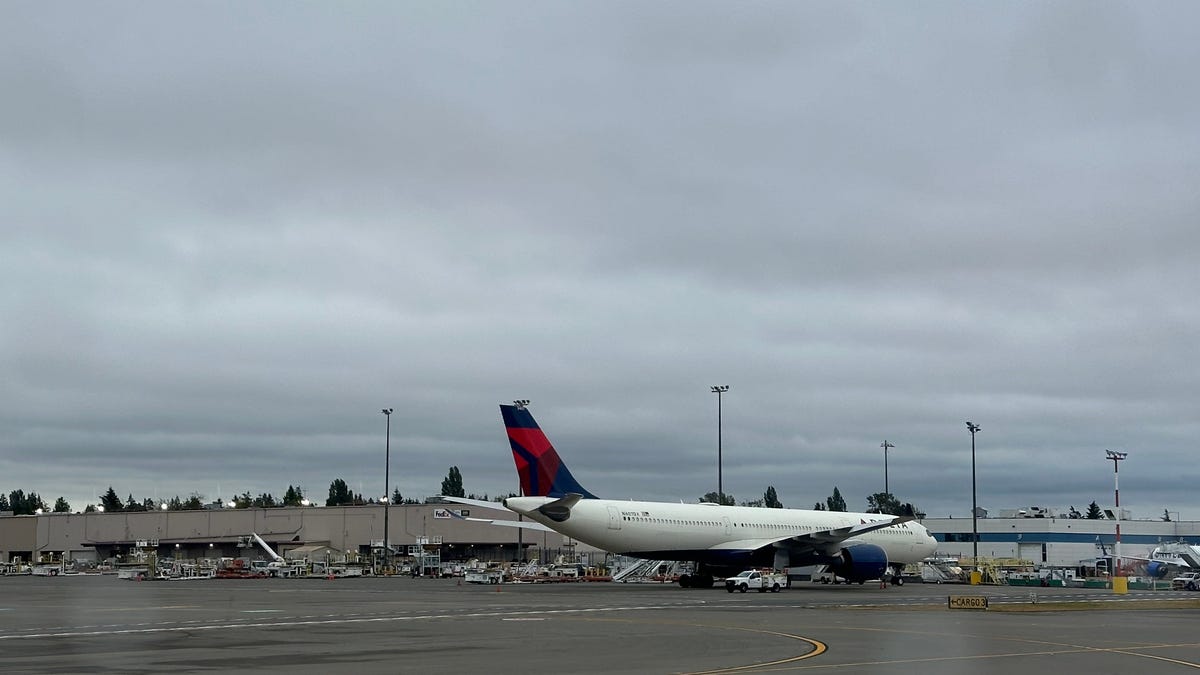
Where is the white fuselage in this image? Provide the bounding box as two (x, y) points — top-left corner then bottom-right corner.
(505, 497), (938, 564)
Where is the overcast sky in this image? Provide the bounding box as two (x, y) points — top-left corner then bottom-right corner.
(3, 2), (1198, 522)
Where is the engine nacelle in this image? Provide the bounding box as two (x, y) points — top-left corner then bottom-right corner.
(827, 542), (888, 583)
(1146, 560), (1171, 579)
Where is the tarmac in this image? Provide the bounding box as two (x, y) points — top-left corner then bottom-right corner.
(3, 576), (1200, 674)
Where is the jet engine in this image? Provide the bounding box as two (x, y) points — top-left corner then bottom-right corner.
(1146, 560), (1172, 579)
(826, 542), (889, 583)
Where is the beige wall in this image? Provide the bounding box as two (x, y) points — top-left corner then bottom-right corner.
(0, 504), (568, 562)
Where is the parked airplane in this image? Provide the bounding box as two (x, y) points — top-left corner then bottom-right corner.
(1124, 542), (1200, 579)
(447, 403), (939, 588)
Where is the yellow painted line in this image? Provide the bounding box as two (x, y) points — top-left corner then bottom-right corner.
(740, 621), (1200, 672)
(729, 646), (1200, 672)
(572, 617), (826, 675)
(683, 628), (826, 675)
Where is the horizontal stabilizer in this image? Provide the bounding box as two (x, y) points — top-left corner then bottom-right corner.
(438, 496), (510, 513)
(458, 517), (554, 532)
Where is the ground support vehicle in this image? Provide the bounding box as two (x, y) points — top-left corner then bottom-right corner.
(724, 569), (785, 593)
(1172, 571), (1200, 590)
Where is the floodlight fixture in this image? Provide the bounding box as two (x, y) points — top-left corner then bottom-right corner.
(711, 385), (731, 503)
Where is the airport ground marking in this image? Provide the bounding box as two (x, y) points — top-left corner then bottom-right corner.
(751, 617), (1200, 672)
(567, 616), (826, 675)
(0, 601), (711, 640)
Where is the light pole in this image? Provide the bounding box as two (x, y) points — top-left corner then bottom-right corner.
(1106, 449), (1127, 576)
(382, 407), (393, 571)
(966, 422), (980, 573)
(711, 386), (729, 504)
(513, 400), (530, 562)
(881, 440), (895, 496)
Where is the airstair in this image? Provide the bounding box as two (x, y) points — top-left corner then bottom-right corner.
(1156, 542), (1200, 569)
(919, 558), (964, 584)
(612, 559), (678, 583)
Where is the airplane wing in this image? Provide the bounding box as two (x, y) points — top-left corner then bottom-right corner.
(800, 516), (913, 544)
(707, 516), (913, 553)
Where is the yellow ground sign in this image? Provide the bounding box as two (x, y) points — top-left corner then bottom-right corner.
(948, 595), (989, 610)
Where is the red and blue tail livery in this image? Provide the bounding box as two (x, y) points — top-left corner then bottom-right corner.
(501, 403), (597, 499)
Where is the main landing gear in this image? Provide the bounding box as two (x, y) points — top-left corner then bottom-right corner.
(677, 572), (715, 588)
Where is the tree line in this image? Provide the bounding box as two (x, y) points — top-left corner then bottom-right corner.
(3, 471), (1173, 521)
(0, 466), (476, 515)
(698, 485), (922, 516)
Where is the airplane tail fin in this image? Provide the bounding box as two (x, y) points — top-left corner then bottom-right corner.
(500, 404), (597, 499)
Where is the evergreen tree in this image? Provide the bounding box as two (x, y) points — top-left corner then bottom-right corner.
(826, 487), (847, 512)
(763, 486), (783, 509)
(53, 497), (71, 513)
(327, 479), (353, 506)
(253, 493), (277, 508)
(392, 487), (403, 504)
(700, 491), (735, 505)
(167, 496), (184, 511)
(184, 493), (205, 510)
(282, 485), (302, 506)
(1086, 501), (1103, 519)
(441, 466), (465, 498)
(0, 493), (10, 511)
(100, 487), (123, 511)
(867, 492), (903, 515)
(142, 497), (156, 511)
(7, 490), (45, 515)
(813, 501), (826, 511)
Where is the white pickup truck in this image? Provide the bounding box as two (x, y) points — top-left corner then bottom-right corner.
(1172, 571), (1200, 591)
(724, 569), (786, 593)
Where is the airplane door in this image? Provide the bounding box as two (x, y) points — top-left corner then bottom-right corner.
(607, 506), (621, 530)
(723, 517), (731, 536)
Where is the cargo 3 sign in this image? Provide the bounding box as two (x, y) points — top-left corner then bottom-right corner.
(947, 595), (989, 610)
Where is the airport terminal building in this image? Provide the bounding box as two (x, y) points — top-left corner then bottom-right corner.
(4, 503), (1198, 572)
(923, 510), (1200, 568)
(0, 502), (573, 568)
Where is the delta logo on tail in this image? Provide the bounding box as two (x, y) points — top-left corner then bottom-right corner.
(502, 403), (596, 499)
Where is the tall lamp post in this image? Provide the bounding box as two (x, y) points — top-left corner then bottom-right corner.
(381, 407), (393, 571)
(1106, 450), (1127, 576)
(881, 440), (895, 496)
(514, 400), (530, 561)
(966, 422), (981, 573)
(711, 386), (730, 504)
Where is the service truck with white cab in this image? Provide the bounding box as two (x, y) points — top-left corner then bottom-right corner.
(725, 569), (786, 593)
